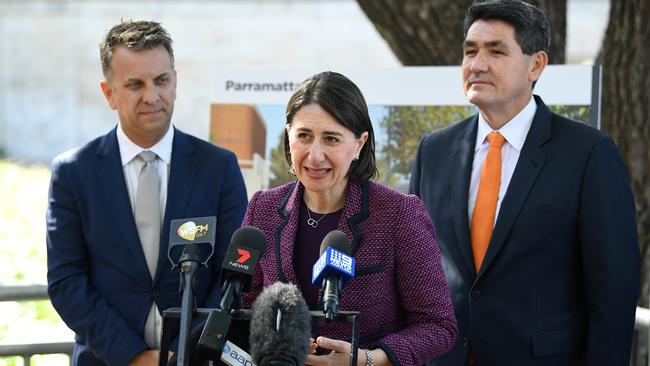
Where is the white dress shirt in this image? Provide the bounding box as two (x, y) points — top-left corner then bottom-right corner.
(117, 123), (174, 349)
(468, 97), (537, 226)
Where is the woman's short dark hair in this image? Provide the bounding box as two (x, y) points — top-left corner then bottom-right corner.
(284, 71), (377, 182)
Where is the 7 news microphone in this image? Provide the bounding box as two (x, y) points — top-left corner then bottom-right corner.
(219, 226), (267, 310)
(249, 282), (311, 366)
(311, 230), (355, 321)
(197, 226), (267, 360)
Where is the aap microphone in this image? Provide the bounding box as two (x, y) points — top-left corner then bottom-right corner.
(249, 282), (311, 366)
(311, 230), (355, 321)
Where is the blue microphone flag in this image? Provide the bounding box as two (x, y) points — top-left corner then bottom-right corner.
(311, 246), (355, 287)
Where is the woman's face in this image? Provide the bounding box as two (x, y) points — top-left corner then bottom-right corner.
(286, 104), (368, 199)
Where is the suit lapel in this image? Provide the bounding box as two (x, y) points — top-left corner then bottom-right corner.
(275, 182), (301, 284)
(341, 180), (369, 255)
(95, 128), (152, 281)
(450, 117), (479, 277)
(478, 96), (551, 276)
(157, 128), (197, 282)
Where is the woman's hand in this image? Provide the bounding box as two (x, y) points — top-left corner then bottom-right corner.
(309, 337), (319, 355)
(305, 336), (390, 366)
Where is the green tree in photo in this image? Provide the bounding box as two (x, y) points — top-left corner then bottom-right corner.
(548, 105), (590, 125)
(380, 105), (474, 177)
(268, 131), (294, 188)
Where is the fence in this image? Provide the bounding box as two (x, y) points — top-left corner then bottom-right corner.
(1, 284), (649, 365)
(0, 285), (73, 366)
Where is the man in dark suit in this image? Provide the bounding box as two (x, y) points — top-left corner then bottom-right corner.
(410, 1), (639, 365)
(46, 21), (247, 366)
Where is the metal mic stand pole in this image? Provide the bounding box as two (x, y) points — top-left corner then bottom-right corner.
(310, 311), (360, 366)
(176, 248), (200, 366)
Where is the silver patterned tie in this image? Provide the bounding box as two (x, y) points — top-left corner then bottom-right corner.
(134, 151), (161, 279)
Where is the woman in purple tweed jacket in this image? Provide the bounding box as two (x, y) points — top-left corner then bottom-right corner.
(241, 71), (457, 366)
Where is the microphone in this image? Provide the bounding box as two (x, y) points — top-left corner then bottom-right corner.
(220, 226), (267, 311)
(311, 230), (355, 321)
(167, 216), (217, 268)
(249, 282), (311, 366)
(197, 226), (267, 360)
(166, 216), (217, 366)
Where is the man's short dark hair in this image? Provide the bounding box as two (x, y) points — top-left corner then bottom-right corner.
(463, 0), (551, 56)
(284, 71), (377, 182)
(100, 20), (174, 80)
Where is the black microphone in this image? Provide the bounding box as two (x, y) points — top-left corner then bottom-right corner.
(196, 226), (267, 360)
(311, 230), (355, 321)
(249, 282), (311, 366)
(178, 243), (201, 305)
(220, 226), (267, 311)
(166, 217), (217, 366)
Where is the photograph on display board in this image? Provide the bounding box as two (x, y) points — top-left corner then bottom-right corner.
(209, 67), (596, 196)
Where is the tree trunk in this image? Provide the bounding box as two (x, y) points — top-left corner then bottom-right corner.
(530, 0), (566, 63)
(597, 0), (650, 363)
(356, 0), (566, 65)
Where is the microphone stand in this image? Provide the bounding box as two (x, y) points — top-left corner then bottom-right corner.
(176, 244), (201, 366)
(160, 309), (361, 366)
(192, 278), (242, 360)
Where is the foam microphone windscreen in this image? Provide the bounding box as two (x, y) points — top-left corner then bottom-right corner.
(249, 282), (311, 366)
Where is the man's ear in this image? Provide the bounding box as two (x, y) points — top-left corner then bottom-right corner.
(529, 50), (548, 84)
(99, 80), (117, 110)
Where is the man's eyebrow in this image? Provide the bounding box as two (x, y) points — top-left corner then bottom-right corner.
(124, 77), (143, 84)
(155, 72), (170, 79)
(463, 40), (509, 49)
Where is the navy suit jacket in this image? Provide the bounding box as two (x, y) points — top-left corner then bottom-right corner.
(46, 127), (248, 366)
(410, 96), (639, 366)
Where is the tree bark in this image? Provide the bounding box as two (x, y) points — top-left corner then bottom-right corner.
(357, 0), (566, 65)
(597, 1), (650, 363)
(529, 0), (566, 63)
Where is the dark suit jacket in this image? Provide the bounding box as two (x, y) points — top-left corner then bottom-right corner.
(46, 127), (248, 366)
(410, 96), (639, 366)
(241, 180), (457, 366)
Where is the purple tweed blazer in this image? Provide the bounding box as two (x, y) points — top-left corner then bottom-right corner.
(242, 180), (457, 366)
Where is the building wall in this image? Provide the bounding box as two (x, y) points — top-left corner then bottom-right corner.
(0, 0), (399, 163)
(0, 0), (609, 163)
(210, 104), (266, 164)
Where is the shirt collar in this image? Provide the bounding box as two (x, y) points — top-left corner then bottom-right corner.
(116, 123), (174, 166)
(475, 96), (537, 152)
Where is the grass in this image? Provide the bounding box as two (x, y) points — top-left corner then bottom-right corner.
(0, 159), (73, 366)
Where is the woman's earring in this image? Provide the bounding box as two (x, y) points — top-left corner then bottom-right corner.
(288, 166), (296, 176)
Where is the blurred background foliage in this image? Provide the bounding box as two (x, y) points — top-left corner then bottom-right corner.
(0, 160), (72, 366)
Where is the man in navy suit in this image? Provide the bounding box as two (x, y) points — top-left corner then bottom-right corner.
(46, 21), (247, 365)
(410, 1), (639, 365)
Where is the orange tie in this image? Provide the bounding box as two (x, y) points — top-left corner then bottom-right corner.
(471, 131), (506, 273)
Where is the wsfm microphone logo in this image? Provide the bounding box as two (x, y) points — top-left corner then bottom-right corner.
(177, 221), (210, 241)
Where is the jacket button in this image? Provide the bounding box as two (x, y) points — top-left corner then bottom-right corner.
(151, 289), (160, 298)
(471, 289), (481, 298)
